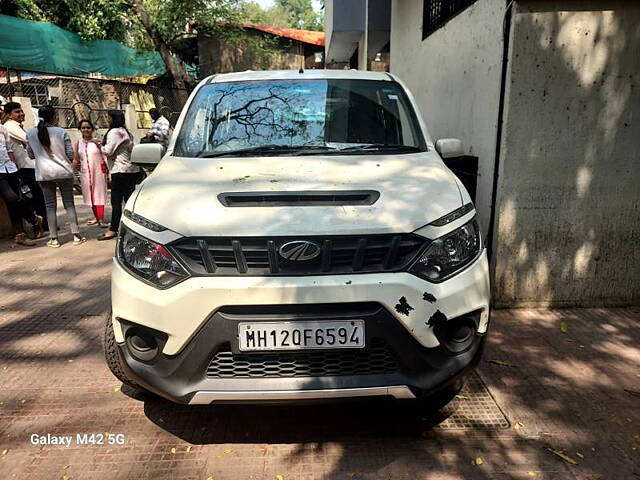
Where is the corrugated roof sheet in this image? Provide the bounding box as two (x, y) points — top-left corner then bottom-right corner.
(243, 23), (325, 46)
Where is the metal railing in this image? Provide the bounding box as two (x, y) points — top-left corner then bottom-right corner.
(422, 0), (478, 39)
(0, 68), (187, 129)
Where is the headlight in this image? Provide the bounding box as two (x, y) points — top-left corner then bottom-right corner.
(117, 226), (188, 288)
(410, 218), (481, 282)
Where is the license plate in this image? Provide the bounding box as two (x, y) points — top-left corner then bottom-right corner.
(238, 320), (365, 351)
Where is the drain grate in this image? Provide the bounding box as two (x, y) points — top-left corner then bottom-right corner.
(433, 372), (510, 430)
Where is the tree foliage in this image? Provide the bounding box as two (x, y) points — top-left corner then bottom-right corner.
(275, 0), (322, 31)
(2, 0), (245, 87)
(2, 0), (323, 87)
(142, 0), (241, 46)
(240, 0), (322, 31)
(2, 0), (131, 41)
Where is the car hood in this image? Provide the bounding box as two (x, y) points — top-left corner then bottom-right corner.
(132, 152), (463, 237)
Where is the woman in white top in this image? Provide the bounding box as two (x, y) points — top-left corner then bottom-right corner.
(0, 123), (41, 246)
(96, 110), (142, 241)
(26, 106), (86, 248)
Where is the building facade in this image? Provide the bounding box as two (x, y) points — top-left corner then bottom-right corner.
(326, 0), (640, 307)
(324, 0), (391, 70)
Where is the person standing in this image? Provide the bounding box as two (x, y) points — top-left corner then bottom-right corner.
(97, 110), (142, 241)
(0, 122), (41, 246)
(145, 107), (171, 149)
(73, 120), (108, 227)
(26, 106), (86, 248)
(3, 101), (49, 234)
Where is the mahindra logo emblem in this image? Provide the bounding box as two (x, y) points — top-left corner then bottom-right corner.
(278, 240), (321, 261)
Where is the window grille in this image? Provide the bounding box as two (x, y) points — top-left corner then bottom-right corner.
(423, 0), (478, 39)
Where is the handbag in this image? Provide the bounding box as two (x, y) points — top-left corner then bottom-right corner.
(19, 179), (33, 200)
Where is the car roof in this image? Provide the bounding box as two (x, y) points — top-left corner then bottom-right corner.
(205, 69), (394, 84)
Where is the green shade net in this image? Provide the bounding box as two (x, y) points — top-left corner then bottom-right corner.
(0, 14), (166, 77)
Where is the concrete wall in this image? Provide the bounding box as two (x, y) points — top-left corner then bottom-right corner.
(325, 0), (366, 63)
(390, 0), (506, 238)
(199, 34), (322, 77)
(493, 0), (640, 306)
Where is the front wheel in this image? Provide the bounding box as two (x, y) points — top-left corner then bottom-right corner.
(415, 379), (464, 414)
(103, 310), (147, 394)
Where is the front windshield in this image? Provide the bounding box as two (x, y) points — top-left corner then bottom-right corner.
(174, 79), (426, 157)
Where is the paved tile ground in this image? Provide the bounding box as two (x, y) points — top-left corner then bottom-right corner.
(0, 200), (639, 480)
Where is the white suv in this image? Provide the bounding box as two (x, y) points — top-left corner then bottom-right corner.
(104, 70), (491, 409)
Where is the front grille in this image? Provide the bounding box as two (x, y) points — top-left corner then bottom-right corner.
(206, 339), (399, 378)
(171, 234), (427, 276)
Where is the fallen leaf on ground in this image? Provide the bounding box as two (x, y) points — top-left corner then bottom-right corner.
(2, 449), (7, 455)
(67, 359), (73, 363)
(275, 476), (284, 480)
(186, 446), (192, 452)
(527, 472), (538, 478)
(223, 449), (233, 454)
(113, 387), (120, 393)
(560, 321), (568, 333)
(455, 394), (469, 400)
(347, 474), (358, 479)
(514, 422), (525, 431)
(473, 457), (484, 466)
(63, 476), (69, 480)
(546, 447), (578, 465)
(20, 400), (25, 404)
(488, 359), (518, 367)
(170, 447), (176, 454)
(576, 452), (584, 459)
(207, 477), (214, 480)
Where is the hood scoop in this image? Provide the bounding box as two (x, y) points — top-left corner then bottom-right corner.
(218, 190), (380, 207)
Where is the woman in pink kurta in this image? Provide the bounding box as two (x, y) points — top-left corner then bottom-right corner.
(73, 120), (108, 227)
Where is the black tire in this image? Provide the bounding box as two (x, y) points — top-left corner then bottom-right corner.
(103, 310), (141, 390)
(416, 380), (464, 414)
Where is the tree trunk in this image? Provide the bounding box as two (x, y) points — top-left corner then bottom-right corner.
(130, 0), (190, 90)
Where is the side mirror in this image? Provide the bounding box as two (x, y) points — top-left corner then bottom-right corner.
(131, 144), (164, 169)
(435, 138), (464, 159)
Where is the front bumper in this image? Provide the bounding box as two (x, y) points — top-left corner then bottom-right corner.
(116, 302), (486, 404)
(111, 251), (490, 354)
(111, 248), (490, 405)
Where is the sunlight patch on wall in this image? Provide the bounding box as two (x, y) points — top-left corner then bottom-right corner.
(498, 198), (517, 246)
(576, 166), (592, 198)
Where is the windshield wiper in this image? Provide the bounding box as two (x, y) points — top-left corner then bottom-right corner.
(336, 144), (424, 154)
(197, 144), (336, 158)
